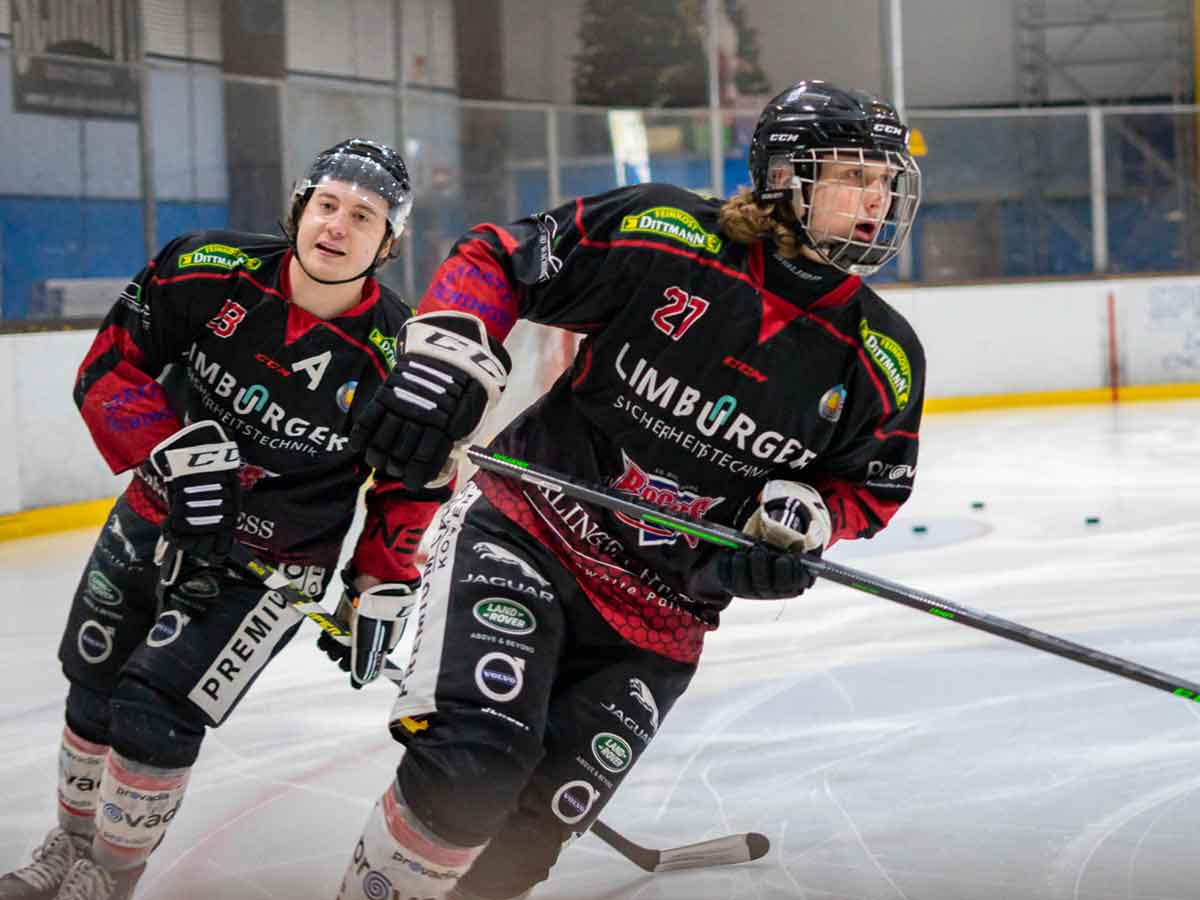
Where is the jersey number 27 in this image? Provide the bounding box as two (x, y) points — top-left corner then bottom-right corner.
(651, 286), (709, 341)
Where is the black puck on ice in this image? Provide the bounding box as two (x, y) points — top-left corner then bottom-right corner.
(912, 524), (928, 534)
(1085, 516), (1101, 525)
(970, 501), (985, 510)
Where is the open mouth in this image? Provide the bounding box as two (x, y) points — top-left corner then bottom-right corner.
(854, 222), (878, 241)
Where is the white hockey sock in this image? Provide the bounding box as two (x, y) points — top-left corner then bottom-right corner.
(338, 782), (486, 900)
(92, 751), (190, 873)
(57, 726), (107, 838)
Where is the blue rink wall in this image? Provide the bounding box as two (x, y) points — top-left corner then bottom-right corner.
(1, 159), (1192, 318)
(0, 199), (229, 319)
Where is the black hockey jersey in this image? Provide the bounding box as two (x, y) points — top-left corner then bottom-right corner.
(419, 184), (926, 662)
(74, 230), (441, 584)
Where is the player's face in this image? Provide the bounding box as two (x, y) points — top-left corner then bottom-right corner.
(295, 181), (392, 280)
(804, 155), (896, 245)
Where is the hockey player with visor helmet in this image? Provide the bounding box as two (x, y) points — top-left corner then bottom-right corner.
(749, 80), (921, 275)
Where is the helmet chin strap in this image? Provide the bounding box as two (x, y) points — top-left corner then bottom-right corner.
(277, 220), (390, 286)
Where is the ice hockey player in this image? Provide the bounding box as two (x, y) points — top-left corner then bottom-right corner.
(338, 81), (926, 897)
(0, 139), (466, 900)
(333, 80), (927, 899)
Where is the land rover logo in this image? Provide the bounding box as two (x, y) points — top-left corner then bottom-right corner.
(87, 570), (122, 606)
(472, 599), (536, 636)
(591, 732), (633, 774)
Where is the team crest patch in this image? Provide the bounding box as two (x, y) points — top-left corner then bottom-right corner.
(818, 385), (846, 422)
(619, 207), (723, 254)
(611, 452), (722, 548)
(178, 243), (263, 271)
(859, 318), (911, 410)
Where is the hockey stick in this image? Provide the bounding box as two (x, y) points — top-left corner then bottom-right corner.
(226, 543), (406, 683)
(589, 819), (769, 872)
(237, 544), (767, 872)
(239, 501), (763, 872)
(466, 445), (1200, 705)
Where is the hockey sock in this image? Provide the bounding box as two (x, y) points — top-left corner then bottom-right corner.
(91, 751), (190, 873)
(57, 726), (107, 839)
(338, 781), (486, 900)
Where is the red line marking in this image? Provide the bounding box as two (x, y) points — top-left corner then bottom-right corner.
(1107, 290), (1119, 404)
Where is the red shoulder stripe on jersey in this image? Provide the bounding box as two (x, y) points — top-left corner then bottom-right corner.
(784, 301), (894, 416)
(318, 320), (388, 379)
(419, 238), (521, 341)
(78, 324), (146, 375)
(151, 269), (289, 302)
(474, 223), (520, 254)
(571, 197), (867, 343)
(876, 425), (919, 440)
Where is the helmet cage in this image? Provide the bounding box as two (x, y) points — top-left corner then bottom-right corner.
(292, 147), (413, 238)
(779, 146), (921, 276)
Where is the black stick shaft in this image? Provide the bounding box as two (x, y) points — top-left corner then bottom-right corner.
(590, 820), (659, 872)
(465, 445), (1200, 704)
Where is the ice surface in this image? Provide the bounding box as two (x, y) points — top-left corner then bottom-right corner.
(2, 401), (1199, 899)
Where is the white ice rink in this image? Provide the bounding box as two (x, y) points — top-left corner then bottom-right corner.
(2, 400), (1199, 900)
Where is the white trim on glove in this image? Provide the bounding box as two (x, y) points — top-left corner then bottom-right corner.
(742, 480), (831, 553)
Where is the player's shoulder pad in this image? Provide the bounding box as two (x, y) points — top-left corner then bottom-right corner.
(592, 182), (726, 257)
(156, 229), (285, 278)
(854, 286), (925, 413)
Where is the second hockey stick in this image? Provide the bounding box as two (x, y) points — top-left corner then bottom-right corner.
(589, 819), (769, 872)
(466, 445), (1200, 705)
(226, 543), (407, 683)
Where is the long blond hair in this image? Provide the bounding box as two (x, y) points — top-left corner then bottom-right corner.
(718, 187), (806, 259)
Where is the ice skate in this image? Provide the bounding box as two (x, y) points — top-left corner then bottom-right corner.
(0, 830), (91, 900)
(51, 859), (143, 900)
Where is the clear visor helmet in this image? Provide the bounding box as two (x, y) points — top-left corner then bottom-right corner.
(766, 146), (922, 276)
(293, 151), (414, 238)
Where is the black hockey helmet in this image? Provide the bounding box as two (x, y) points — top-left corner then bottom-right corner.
(748, 80), (921, 275)
(292, 138), (413, 237)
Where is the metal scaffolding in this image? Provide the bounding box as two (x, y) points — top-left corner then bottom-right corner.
(1014, 0), (1196, 273)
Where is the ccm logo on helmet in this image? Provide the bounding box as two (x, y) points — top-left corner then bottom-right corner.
(768, 133), (800, 142)
(873, 123), (904, 136)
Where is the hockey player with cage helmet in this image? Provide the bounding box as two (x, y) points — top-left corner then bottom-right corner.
(0, 139), (469, 900)
(334, 80), (925, 900)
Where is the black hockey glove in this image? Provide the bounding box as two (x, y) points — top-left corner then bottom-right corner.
(148, 421), (242, 616)
(350, 312), (510, 491)
(317, 574), (419, 688)
(712, 544), (820, 599)
(148, 420), (242, 564)
(708, 479), (832, 600)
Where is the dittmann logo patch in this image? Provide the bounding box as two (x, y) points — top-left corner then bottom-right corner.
(368, 327), (397, 368)
(619, 207), (722, 254)
(860, 318), (911, 409)
(178, 243), (263, 271)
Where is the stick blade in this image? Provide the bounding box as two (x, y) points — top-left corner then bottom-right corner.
(654, 831), (771, 872)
